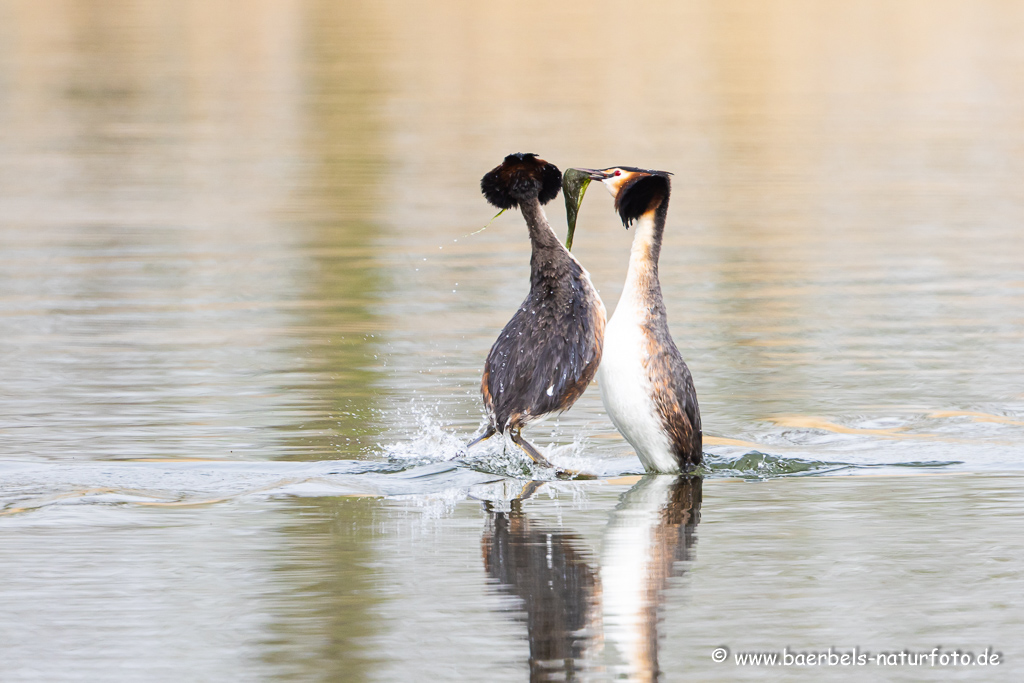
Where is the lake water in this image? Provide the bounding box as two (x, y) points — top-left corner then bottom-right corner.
(1, 1), (1022, 680)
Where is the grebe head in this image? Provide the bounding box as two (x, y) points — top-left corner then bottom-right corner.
(574, 167), (672, 227)
(481, 153), (562, 210)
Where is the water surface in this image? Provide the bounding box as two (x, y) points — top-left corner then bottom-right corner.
(1, 1), (1023, 680)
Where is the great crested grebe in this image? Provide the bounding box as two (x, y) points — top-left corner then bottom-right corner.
(574, 166), (702, 472)
(468, 153), (606, 467)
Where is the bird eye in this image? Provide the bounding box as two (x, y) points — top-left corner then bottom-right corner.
(613, 170), (622, 176)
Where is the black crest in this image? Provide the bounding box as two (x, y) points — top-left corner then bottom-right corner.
(481, 153), (562, 209)
(615, 172), (671, 227)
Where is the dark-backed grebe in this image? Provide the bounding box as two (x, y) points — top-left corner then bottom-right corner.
(468, 153), (607, 467)
(574, 167), (701, 472)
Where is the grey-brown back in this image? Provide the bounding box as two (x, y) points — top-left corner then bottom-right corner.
(483, 245), (604, 432)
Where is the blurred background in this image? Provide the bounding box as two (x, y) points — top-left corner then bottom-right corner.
(1, 1), (1023, 681)
(2, 0), (1023, 466)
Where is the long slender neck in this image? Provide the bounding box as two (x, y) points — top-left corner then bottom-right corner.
(520, 197), (562, 253)
(622, 201), (668, 305)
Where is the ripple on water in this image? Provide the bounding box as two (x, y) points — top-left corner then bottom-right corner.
(0, 414), (982, 519)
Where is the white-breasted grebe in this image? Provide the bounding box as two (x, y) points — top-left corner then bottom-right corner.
(574, 166), (702, 472)
(469, 153), (607, 467)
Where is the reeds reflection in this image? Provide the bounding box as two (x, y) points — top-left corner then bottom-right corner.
(481, 476), (702, 681)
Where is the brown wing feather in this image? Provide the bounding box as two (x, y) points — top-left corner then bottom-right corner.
(481, 367), (494, 414)
(644, 326), (702, 468)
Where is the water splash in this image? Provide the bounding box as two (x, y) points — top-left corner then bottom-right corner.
(378, 410), (468, 467)
(375, 406), (607, 480)
(461, 432), (571, 481)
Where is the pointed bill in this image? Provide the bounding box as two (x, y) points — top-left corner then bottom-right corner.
(562, 168), (592, 251)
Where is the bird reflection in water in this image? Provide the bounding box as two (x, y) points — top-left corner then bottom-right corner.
(481, 476), (702, 681)
(603, 475), (702, 681)
(482, 481), (602, 681)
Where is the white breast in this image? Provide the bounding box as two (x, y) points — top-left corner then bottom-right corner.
(597, 299), (680, 473)
(601, 475), (677, 676)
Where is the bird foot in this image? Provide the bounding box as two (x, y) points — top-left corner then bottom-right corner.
(509, 431), (555, 469)
(554, 467), (596, 480)
(466, 426), (496, 449)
